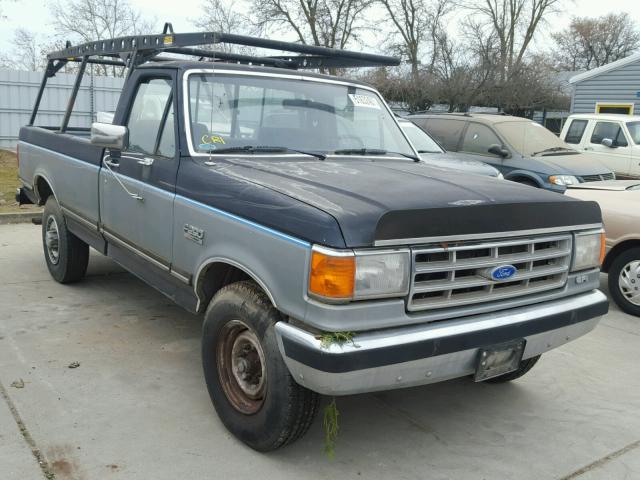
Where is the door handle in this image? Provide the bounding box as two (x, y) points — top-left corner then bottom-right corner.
(138, 157), (154, 166)
(102, 155), (144, 202)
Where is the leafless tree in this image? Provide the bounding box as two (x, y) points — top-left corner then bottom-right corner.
(552, 13), (640, 71)
(377, 0), (450, 79)
(251, 0), (371, 49)
(49, 0), (156, 76)
(466, 0), (561, 82)
(432, 31), (493, 112)
(0, 29), (42, 71)
(193, 0), (257, 53)
(0, 29), (70, 72)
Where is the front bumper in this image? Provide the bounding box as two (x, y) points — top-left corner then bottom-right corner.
(275, 290), (608, 395)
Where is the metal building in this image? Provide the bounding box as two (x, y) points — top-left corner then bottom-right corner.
(0, 68), (124, 150)
(570, 53), (640, 115)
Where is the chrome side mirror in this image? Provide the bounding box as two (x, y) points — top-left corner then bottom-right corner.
(601, 138), (615, 148)
(91, 123), (128, 151)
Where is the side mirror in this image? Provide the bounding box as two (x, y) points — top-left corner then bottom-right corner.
(601, 138), (615, 148)
(488, 144), (509, 158)
(91, 123), (128, 151)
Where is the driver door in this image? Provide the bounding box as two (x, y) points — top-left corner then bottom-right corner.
(100, 71), (178, 270)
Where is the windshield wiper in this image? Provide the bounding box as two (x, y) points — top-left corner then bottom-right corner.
(204, 145), (326, 160)
(417, 149), (441, 154)
(532, 147), (576, 156)
(333, 148), (420, 162)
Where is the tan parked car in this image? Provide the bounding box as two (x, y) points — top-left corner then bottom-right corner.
(567, 180), (640, 316)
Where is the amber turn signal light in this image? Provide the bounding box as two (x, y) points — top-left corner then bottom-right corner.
(599, 232), (606, 266)
(309, 249), (355, 300)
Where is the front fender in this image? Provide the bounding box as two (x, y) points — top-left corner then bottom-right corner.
(172, 195), (314, 318)
(504, 170), (565, 193)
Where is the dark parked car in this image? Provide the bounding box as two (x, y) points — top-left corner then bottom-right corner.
(397, 118), (502, 178)
(408, 113), (615, 192)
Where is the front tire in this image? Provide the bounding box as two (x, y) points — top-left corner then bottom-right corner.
(202, 281), (319, 451)
(42, 196), (89, 283)
(608, 247), (640, 317)
(484, 355), (541, 383)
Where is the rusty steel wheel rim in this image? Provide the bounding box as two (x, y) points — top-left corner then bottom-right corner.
(216, 320), (267, 415)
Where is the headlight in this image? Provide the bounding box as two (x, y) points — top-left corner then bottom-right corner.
(355, 250), (410, 299)
(308, 246), (410, 302)
(549, 175), (579, 186)
(496, 172), (504, 180)
(572, 231), (606, 271)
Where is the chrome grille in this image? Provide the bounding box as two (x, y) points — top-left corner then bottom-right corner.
(580, 173), (615, 182)
(407, 234), (572, 312)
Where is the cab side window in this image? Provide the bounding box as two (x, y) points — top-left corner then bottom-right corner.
(422, 119), (465, 151)
(564, 119), (588, 144)
(461, 123), (502, 156)
(126, 78), (175, 158)
(590, 122), (628, 147)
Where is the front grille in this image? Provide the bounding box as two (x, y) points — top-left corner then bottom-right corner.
(407, 234), (572, 312)
(580, 173), (615, 182)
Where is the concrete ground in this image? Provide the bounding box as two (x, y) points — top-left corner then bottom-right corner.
(0, 223), (639, 480)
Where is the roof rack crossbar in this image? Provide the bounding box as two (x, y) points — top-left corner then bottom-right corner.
(46, 29), (400, 69)
(163, 47), (298, 69)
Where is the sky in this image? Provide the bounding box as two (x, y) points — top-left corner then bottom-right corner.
(2, 0), (640, 57)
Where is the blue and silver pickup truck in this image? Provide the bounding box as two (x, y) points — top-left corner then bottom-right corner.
(17, 28), (609, 451)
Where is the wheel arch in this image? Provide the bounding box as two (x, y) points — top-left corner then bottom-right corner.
(602, 239), (640, 273)
(33, 173), (57, 205)
(504, 170), (544, 187)
(194, 257), (278, 313)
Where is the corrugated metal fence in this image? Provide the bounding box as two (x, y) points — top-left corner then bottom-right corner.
(0, 68), (125, 150)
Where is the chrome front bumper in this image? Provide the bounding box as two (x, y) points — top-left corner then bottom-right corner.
(275, 290), (608, 396)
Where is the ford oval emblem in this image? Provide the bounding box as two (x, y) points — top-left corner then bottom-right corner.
(490, 265), (517, 281)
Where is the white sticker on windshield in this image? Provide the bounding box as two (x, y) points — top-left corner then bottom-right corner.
(348, 94), (380, 109)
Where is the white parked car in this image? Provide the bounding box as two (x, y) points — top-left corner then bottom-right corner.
(560, 113), (640, 179)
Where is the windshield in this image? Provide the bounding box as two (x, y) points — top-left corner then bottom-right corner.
(399, 122), (443, 153)
(495, 121), (573, 156)
(626, 122), (640, 145)
(187, 72), (415, 157)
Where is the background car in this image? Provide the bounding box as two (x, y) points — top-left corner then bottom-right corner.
(397, 118), (502, 178)
(559, 113), (640, 179)
(408, 113), (614, 192)
(566, 180), (640, 316)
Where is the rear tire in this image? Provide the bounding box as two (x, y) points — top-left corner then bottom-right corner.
(42, 196), (89, 283)
(202, 281), (319, 451)
(608, 247), (640, 317)
(484, 355), (541, 383)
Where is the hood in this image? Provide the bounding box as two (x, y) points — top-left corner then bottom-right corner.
(212, 157), (602, 247)
(420, 153), (500, 177)
(530, 152), (612, 176)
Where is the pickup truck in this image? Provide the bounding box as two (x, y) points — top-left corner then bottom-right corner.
(17, 29), (609, 452)
(560, 113), (640, 179)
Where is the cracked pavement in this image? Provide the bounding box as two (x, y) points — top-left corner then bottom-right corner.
(1, 223), (639, 479)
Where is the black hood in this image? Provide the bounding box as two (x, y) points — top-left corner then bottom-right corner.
(211, 157), (602, 247)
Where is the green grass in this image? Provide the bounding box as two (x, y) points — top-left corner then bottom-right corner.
(0, 149), (41, 214)
(319, 331), (357, 349)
